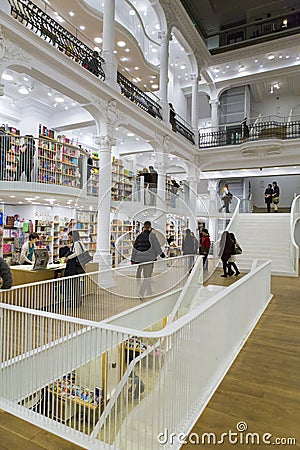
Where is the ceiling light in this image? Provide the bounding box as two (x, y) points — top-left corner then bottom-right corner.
(2, 72), (14, 81)
(134, 66), (139, 70)
(151, 84), (159, 89)
(120, 57), (127, 62)
(149, 80), (153, 84)
(254, 59), (258, 63)
(151, 48), (157, 53)
(18, 85), (29, 94)
(260, 64), (263, 68)
(279, 55), (283, 59)
(79, 25), (85, 30)
(180, 65), (186, 69)
(72, 102), (76, 106)
(55, 96), (64, 103)
(129, 9), (135, 15)
(238, 66), (245, 72)
(226, 65), (229, 68)
(117, 41), (126, 47)
(69, 11), (75, 16)
(113, 50), (117, 54)
(155, 24), (160, 30)
(267, 54), (275, 60)
(64, 106), (69, 110)
(286, 55), (289, 59)
(10, 195), (16, 198)
(23, 76), (29, 81)
(94, 37), (103, 44)
(25, 197), (36, 201)
(127, 132), (134, 137)
(125, 48), (130, 53)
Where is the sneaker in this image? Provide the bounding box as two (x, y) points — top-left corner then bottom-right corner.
(220, 274), (227, 278)
(235, 271), (241, 276)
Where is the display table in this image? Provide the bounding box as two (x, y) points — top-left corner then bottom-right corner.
(48, 381), (101, 423)
(10, 263), (66, 286)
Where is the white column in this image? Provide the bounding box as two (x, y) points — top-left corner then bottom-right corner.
(209, 99), (220, 131)
(93, 135), (115, 282)
(102, 0), (118, 90)
(186, 175), (198, 233)
(158, 31), (170, 123)
(155, 153), (167, 234)
(191, 73), (200, 145)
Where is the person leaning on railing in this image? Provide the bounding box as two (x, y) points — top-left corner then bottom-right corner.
(82, 51), (100, 77)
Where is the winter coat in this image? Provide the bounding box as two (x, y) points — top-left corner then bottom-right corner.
(131, 230), (163, 263)
(182, 234), (197, 255)
(0, 257), (12, 289)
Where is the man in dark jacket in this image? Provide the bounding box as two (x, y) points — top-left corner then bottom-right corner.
(131, 221), (165, 299)
(272, 181), (280, 213)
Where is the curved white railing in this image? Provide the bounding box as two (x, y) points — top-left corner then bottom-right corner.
(289, 194), (300, 276)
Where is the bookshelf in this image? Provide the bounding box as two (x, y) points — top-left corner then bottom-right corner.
(2, 128), (21, 181)
(111, 158), (134, 202)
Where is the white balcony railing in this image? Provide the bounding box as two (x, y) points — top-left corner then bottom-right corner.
(0, 259), (272, 449)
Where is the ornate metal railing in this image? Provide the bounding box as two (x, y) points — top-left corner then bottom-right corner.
(199, 120), (300, 148)
(117, 72), (162, 120)
(173, 117), (195, 144)
(7, 0), (105, 80)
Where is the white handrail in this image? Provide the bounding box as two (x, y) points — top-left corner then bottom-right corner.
(289, 194), (300, 276)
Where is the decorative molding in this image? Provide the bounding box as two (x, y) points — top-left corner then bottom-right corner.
(0, 25), (31, 62)
(241, 141), (282, 158)
(94, 134), (116, 149)
(159, 0), (211, 67)
(91, 97), (124, 134)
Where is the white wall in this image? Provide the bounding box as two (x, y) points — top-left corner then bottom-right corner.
(251, 93), (300, 119)
(168, 71), (187, 120)
(246, 175), (300, 208)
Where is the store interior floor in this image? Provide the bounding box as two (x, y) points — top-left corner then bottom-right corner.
(0, 268), (299, 449)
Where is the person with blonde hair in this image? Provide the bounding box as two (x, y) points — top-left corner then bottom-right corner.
(219, 183), (232, 213)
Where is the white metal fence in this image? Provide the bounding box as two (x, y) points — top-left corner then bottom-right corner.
(0, 256), (191, 320)
(0, 259), (272, 449)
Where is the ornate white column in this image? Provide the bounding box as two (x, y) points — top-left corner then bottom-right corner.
(158, 30), (170, 123)
(155, 151), (167, 234)
(191, 73), (199, 130)
(93, 135), (115, 277)
(209, 98), (220, 131)
(102, 0), (118, 90)
(207, 179), (219, 243)
(186, 173), (198, 233)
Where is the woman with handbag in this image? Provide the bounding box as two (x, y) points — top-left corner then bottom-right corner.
(64, 230), (91, 306)
(227, 233), (241, 276)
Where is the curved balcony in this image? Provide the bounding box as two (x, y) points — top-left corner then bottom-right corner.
(199, 120), (300, 148)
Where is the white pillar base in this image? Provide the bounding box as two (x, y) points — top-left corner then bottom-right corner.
(93, 251), (115, 288)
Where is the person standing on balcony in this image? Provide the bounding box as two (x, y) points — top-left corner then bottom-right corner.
(17, 135), (36, 181)
(169, 103), (176, 131)
(264, 183), (273, 213)
(242, 118), (249, 140)
(148, 166), (158, 206)
(82, 51), (100, 77)
(272, 181), (280, 213)
(219, 183), (232, 213)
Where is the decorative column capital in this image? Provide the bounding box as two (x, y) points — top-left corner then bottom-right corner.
(0, 26), (31, 62)
(209, 99), (220, 107)
(190, 73), (200, 83)
(94, 135), (116, 149)
(157, 30), (172, 43)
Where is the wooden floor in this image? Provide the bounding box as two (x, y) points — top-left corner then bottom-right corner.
(0, 271), (299, 449)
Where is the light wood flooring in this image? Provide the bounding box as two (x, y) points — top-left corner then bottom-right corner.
(0, 270), (299, 449)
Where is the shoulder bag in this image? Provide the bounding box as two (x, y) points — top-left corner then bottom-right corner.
(76, 241), (93, 267)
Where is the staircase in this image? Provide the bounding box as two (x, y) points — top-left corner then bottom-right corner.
(235, 213), (296, 276)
